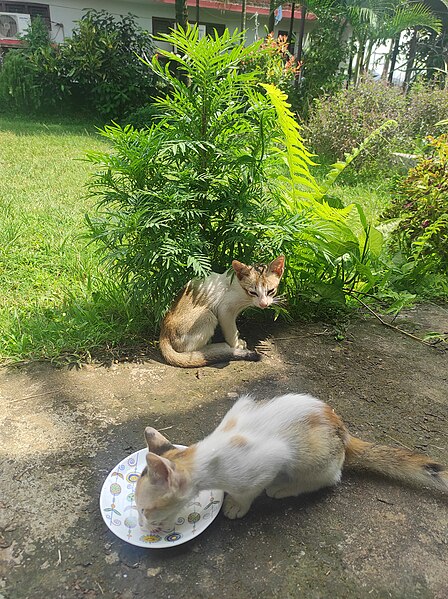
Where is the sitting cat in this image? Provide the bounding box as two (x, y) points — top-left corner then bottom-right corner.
(159, 256), (285, 367)
(135, 393), (447, 527)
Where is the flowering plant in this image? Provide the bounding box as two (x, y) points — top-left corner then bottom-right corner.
(241, 34), (301, 93)
(386, 135), (448, 274)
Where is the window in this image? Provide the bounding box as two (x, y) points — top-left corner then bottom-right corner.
(204, 23), (225, 37)
(0, 2), (50, 29)
(152, 17), (175, 37)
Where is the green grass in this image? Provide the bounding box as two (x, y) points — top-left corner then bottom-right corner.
(313, 161), (396, 223)
(0, 115), (150, 364)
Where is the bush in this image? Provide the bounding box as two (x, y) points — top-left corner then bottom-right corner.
(0, 10), (156, 119)
(0, 17), (61, 113)
(306, 78), (407, 163)
(405, 83), (448, 140)
(385, 134), (448, 275)
(0, 51), (37, 111)
(241, 34), (300, 108)
(306, 78), (448, 163)
(61, 10), (156, 119)
(85, 27), (282, 323)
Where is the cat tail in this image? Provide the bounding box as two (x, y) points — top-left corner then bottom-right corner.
(159, 333), (260, 368)
(344, 435), (448, 493)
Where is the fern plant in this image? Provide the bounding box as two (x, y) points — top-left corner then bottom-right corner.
(262, 83), (394, 308)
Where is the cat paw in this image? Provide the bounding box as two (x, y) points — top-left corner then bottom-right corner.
(266, 485), (299, 499)
(235, 338), (247, 350)
(223, 495), (251, 519)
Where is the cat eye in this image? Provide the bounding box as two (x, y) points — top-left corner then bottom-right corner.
(267, 288), (276, 296)
(248, 290), (258, 297)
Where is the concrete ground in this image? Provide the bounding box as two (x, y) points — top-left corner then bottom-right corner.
(0, 305), (447, 599)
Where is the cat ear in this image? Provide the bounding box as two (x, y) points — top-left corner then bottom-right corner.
(144, 426), (174, 455)
(232, 260), (251, 280)
(145, 452), (173, 486)
(269, 255), (285, 278)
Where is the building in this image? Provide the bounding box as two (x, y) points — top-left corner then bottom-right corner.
(0, 1), (316, 52)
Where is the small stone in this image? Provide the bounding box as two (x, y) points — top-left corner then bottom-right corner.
(147, 567), (161, 577)
(104, 551), (119, 564)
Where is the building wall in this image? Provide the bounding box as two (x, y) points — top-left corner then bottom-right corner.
(9, 0), (314, 50)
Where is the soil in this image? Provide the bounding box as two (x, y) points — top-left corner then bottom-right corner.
(0, 304), (447, 599)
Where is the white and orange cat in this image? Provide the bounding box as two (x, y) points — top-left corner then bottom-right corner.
(159, 256), (285, 367)
(135, 393), (447, 527)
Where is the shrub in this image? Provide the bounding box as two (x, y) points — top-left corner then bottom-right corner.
(0, 17), (61, 113)
(60, 10), (156, 118)
(0, 51), (37, 111)
(306, 78), (407, 163)
(385, 134), (448, 275)
(0, 10), (156, 119)
(241, 34), (300, 107)
(405, 83), (448, 140)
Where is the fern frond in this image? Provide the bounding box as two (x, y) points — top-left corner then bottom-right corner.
(261, 83), (321, 206)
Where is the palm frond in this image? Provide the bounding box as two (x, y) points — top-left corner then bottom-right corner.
(385, 4), (442, 36)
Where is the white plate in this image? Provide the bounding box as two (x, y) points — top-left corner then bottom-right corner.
(100, 446), (224, 548)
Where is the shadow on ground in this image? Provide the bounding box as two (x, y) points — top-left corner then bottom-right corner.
(0, 304), (447, 599)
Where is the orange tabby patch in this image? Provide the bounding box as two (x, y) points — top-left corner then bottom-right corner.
(323, 405), (347, 441)
(304, 412), (323, 429)
(230, 435), (248, 448)
(222, 418), (237, 432)
(164, 445), (197, 473)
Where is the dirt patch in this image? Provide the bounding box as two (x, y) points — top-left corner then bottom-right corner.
(0, 304), (447, 598)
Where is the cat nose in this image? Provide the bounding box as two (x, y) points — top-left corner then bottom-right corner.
(259, 300), (269, 308)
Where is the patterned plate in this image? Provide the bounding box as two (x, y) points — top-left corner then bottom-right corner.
(100, 446), (224, 548)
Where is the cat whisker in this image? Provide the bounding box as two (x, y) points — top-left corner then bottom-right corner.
(273, 295), (287, 306)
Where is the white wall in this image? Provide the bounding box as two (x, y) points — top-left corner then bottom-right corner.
(39, 0), (314, 51)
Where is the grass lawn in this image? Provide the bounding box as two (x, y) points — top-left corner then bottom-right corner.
(0, 115), (397, 364)
(0, 115), (150, 364)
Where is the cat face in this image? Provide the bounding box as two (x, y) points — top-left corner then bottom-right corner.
(232, 255), (285, 309)
(135, 428), (194, 528)
(135, 453), (189, 528)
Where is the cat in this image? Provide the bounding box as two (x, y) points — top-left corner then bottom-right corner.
(135, 393), (447, 527)
(159, 256), (285, 367)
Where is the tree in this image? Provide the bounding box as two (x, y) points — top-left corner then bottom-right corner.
(346, 0), (442, 84)
(241, 0), (247, 31)
(176, 0), (188, 30)
(407, 0), (448, 87)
